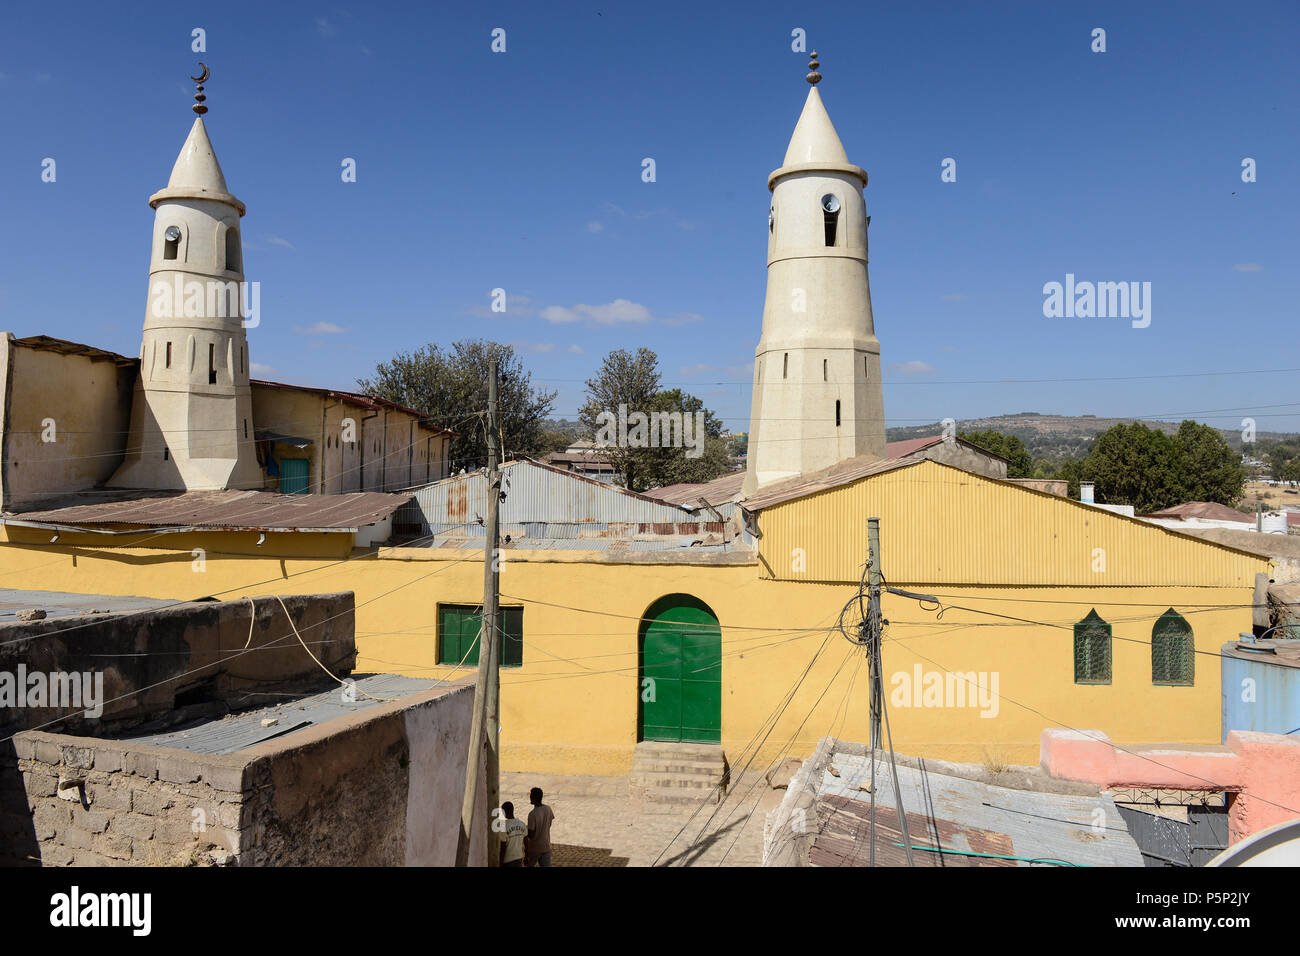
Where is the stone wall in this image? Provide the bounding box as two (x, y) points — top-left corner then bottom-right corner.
(1, 734), (245, 867)
(1, 677), (480, 867)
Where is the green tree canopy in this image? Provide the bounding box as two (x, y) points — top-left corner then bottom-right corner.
(579, 348), (733, 491)
(357, 339), (557, 470)
(1061, 420), (1245, 512)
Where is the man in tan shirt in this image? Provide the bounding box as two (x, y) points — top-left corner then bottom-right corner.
(525, 787), (555, 867)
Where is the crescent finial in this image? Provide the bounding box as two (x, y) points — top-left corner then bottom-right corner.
(190, 62), (209, 115)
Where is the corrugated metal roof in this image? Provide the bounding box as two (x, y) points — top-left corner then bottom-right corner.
(115, 674), (441, 754)
(807, 750), (1142, 867)
(743, 455), (918, 511)
(7, 489), (411, 531)
(649, 471), (747, 506)
(399, 459), (705, 532)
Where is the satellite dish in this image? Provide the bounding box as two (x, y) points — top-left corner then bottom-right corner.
(821, 194), (841, 214)
(164, 226), (181, 242)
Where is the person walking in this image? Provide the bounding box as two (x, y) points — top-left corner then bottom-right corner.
(498, 801), (527, 868)
(525, 787), (555, 867)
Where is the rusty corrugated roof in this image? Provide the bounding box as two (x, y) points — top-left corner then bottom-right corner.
(785, 746), (1142, 867)
(648, 471), (747, 506)
(6, 490), (411, 531)
(742, 455), (919, 511)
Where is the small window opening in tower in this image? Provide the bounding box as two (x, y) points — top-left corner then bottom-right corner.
(863, 355), (868, 377)
(769, 205), (775, 234)
(783, 353), (788, 379)
(163, 446), (169, 461)
(821, 194), (841, 247)
(163, 225), (180, 260)
(165, 341), (172, 369)
(244, 419), (248, 439)
(240, 346), (244, 374)
(225, 229), (241, 273)
(823, 359), (828, 382)
(835, 400), (841, 428)
(208, 343), (217, 385)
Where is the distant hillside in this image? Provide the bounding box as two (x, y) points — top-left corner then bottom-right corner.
(886, 414), (1298, 463)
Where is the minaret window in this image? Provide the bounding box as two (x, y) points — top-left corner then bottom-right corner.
(208, 343), (217, 384)
(835, 400), (841, 427)
(224, 229), (241, 273)
(783, 353), (788, 379)
(165, 342), (172, 368)
(769, 206), (775, 233)
(823, 359), (828, 381)
(821, 194), (841, 247)
(163, 225), (181, 260)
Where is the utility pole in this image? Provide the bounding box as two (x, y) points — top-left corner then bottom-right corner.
(866, 517), (882, 865)
(866, 518), (883, 751)
(456, 362), (502, 867)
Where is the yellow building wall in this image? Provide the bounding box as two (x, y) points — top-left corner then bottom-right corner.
(0, 519), (1265, 775)
(758, 459), (1263, 587)
(0, 340), (135, 508)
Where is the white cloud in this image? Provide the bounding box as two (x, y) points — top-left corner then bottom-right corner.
(266, 236), (295, 249)
(1233, 263), (1263, 272)
(539, 298), (653, 326)
(587, 222), (604, 233)
(293, 322), (347, 335)
(566, 344), (585, 354)
(315, 17), (337, 37)
(680, 363), (716, 376)
(888, 360), (937, 376)
(250, 362), (277, 376)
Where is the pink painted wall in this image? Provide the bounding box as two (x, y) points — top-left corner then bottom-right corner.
(1040, 728), (1300, 843)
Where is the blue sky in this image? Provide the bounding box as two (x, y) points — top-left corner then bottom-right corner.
(2, 1), (1297, 434)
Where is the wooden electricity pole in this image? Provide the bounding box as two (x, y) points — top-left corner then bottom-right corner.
(456, 362), (502, 867)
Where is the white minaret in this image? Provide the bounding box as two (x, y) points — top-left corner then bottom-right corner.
(110, 65), (261, 491)
(743, 53), (885, 496)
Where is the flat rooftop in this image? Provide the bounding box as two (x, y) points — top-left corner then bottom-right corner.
(114, 674), (440, 755)
(0, 587), (171, 625)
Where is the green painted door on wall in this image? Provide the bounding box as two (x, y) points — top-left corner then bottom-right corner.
(640, 601), (721, 743)
(280, 458), (310, 495)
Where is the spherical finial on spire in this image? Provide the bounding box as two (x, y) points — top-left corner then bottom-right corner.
(806, 51), (821, 85)
(190, 62), (210, 115)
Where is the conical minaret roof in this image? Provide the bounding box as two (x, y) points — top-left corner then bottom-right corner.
(148, 70), (245, 215)
(767, 53), (868, 192)
(782, 87), (850, 167)
(167, 117), (231, 194)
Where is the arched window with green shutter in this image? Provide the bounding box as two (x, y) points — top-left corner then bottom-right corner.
(1074, 609), (1112, 684)
(1152, 608), (1194, 685)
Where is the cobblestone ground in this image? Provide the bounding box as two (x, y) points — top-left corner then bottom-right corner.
(500, 771), (785, 867)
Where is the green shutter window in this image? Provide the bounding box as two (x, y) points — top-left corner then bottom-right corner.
(1152, 608), (1194, 685)
(1073, 609), (1112, 684)
(438, 604), (522, 668)
(280, 458), (310, 494)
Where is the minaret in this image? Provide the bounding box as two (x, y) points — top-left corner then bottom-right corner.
(742, 53), (886, 496)
(110, 65), (261, 491)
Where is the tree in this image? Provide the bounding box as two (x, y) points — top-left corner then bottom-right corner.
(958, 429), (1034, 478)
(578, 348), (732, 491)
(357, 339), (557, 470)
(578, 348), (661, 490)
(1172, 420), (1245, 504)
(1065, 420), (1245, 512)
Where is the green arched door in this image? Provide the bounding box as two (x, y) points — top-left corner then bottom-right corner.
(639, 596), (721, 743)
